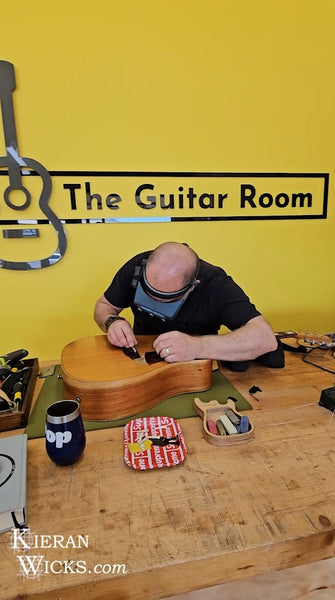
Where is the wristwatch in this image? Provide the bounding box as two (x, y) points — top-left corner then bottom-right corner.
(104, 315), (125, 332)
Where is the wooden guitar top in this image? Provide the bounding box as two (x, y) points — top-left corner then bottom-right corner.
(62, 335), (167, 382)
(61, 335), (212, 421)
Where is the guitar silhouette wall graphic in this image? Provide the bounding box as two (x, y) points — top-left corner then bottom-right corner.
(0, 61), (67, 270)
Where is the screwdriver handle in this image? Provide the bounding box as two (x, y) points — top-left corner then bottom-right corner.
(0, 349), (28, 366)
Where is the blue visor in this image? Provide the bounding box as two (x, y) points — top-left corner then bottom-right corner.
(134, 281), (189, 321)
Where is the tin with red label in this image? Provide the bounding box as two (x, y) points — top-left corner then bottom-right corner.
(124, 416), (187, 470)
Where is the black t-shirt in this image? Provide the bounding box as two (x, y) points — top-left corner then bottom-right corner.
(104, 251), (261, 335)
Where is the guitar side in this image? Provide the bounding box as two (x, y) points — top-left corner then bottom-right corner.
(61, 335), (213, 421)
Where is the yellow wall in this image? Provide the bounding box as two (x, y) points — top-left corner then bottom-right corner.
(1, 0), (334, 359)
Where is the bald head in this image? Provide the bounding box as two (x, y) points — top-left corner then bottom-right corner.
(146, 242), (199, 294)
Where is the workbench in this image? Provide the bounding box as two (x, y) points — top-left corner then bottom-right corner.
(1, 351), (335, 600)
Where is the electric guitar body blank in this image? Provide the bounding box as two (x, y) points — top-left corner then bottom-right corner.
(61, 335), (212, 421)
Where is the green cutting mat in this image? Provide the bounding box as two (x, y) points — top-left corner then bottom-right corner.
(25, 365), (252, 439)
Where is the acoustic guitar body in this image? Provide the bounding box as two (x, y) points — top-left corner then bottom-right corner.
(61, 335), (212, 421)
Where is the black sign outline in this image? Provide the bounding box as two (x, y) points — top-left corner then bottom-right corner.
(0, 170), (329, 223)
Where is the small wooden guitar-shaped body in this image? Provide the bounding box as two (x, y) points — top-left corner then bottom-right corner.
(61, 335), (212, 421)
(194, 397), (254, 446)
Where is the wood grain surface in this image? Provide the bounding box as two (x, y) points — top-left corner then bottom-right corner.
(1, 351), (335, 600)
(61, 335), (212, 420)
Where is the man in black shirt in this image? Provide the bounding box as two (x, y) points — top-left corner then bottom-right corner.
(94, 242), (277, 363)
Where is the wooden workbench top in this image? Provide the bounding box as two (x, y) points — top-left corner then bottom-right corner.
(0, 351), (335, 600)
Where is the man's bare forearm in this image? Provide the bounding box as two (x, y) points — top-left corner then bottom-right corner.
(195, 316), (277, 361)
(94, 296), (122, 331)
(153, 315), (278, 363)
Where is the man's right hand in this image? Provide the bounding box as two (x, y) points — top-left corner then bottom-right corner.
(106, 319), (137, 349)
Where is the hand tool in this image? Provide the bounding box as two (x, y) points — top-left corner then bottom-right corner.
(0, 349), (28, 366)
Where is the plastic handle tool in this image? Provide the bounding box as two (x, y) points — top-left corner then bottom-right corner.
(225, 408), (240, 426)
(216, 420), (226, 436)
(219, 414), (238, 435)
(207, 419), (219, 435)
(238, 415), (250, 433)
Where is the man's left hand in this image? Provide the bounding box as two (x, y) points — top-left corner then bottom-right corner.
(153, 331), (199, 362)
